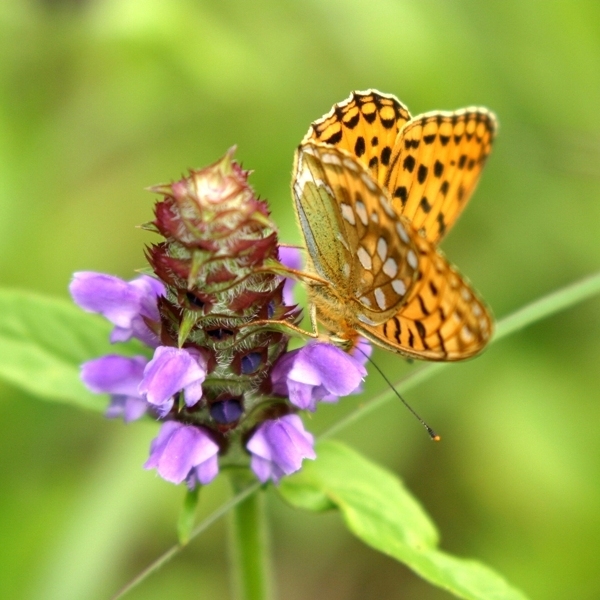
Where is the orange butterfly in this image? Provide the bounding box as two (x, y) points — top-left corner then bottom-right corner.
(292, 90), (496, 361)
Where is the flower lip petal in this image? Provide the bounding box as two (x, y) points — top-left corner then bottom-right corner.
(70, 273), (142, 327)
(81, 355), (148, 396)
(247, 414), (315, 483)
(139, 346), (207, 407)
(145, 422), (219, 486)
(290, 343), (366, 396)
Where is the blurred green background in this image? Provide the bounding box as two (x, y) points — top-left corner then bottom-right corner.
(1, 1), (600, 599)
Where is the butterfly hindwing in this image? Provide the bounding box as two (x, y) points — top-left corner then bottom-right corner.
(293, 142), (418, 316)
(357, 233), (493, 360)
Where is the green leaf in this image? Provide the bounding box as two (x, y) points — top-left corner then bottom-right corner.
(279, 441), (530, 600)
(0, 289), (147, 411)
(178, 487), (200, 546)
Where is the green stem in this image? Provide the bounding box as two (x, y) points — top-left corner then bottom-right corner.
(228, 472), (273, 600)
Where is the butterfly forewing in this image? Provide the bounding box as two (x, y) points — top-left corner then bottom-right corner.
(385, 108), (497, 244)
(293, 142), (418, 316)
(304, 90), (411, 188)
(357, 234), (493, 360)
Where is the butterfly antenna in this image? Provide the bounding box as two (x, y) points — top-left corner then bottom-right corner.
(356, 346), (441, 441)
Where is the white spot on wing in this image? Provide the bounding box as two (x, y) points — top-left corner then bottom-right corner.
(357, 246), (372, 270)
(340, 203), (355, 225)
(358, 313), (378, 326)
(343, 263), (351, 278)
(371, 212), (379, 223)
(383, 258), (398, 278)
(360, 172), (378, 192)
(359, 295), (372, 307)
(355, 201), (368, 226)
(322, 152), (343, 166)
(461, 325), (474, 342)
(395, 222), (410, 244)
(343, 157), (360, 172)
(407, 250), (418, 269)
(377, 237), (388, 261)
(374, 288), (387, 310)
(392, 279), (406, 295)
(379, 194), (396, 217)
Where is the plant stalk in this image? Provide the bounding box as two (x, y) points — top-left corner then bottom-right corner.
(228, 471), (273, 600)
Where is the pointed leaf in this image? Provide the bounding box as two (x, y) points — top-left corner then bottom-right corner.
(178, 487), (200, 545)
(279, 441), (529, 600)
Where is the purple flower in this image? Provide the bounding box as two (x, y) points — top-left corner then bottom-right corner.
(145, 421), (219, 487)
(271, 342), (367, 411)
(138, 346), (207, 416)
(70, 272), (164, 346)
(247, 414), (316, 483)
(278, 246), (302, 306)
(81, 355), (149, 422)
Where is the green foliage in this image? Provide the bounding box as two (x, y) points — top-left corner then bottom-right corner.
(0, 289), (146, 410)
(177, 487), (200, 546)
(280, 441), (529, 600)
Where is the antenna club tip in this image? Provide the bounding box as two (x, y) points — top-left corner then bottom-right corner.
(432, 434), (441, 442)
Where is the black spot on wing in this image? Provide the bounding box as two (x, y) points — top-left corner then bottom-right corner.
(363, 110), (377, 124)
(381, 146), (392, 166)
(324, 130), (342, 145)
(423, 134), (436, 144)
(344, 112), (360, 129)
(369, 156), (378, 169)
(434, 160), (444, 177)
(437, 213), (446, 236)
(420, 197), (432, 213)
(394, 186), (408, 205)
(439, 135), (450, 146)
(355, 136), (366, 157)
(403, 155), (416, 172)
(417, 164), (428, 184)
(440, 181), (449, 196)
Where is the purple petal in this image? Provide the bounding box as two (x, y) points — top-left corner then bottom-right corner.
(70, 272), (164, 346)
(105, 395), (149, 423)
(70, 272), (145, 327)
(81, 355), (148, 396)
(144, 422), (219, 485)
(351, 338), (372, 367)
(189, 454), (220, 486)
(286, 379), (319, 411)
(270, 349), (299, 396)
(289, 343), (366, 396)
(139, 346), (207, 408)
(247, 415), (315, 483)
(278, 247), (302, 306)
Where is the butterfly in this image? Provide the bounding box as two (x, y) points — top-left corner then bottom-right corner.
(292, 90), (496, 361)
